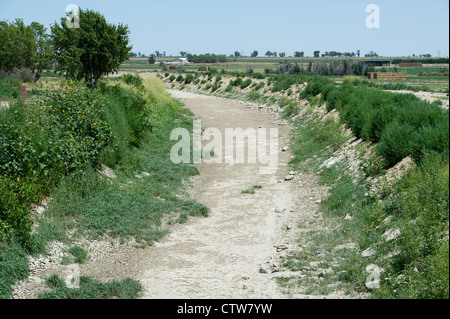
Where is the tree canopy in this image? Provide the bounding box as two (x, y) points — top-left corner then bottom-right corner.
(51, 8), (131, 87)
(0, 19), (53, 82)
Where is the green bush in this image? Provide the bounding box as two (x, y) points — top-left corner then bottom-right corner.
(368, 104), (398, 142)
(184, 74), (194, 85)
(0, 239), (29, 298)
(240, 79), (252, 90)
(378, 122), (417, 167)
(230, 78), (243, 87)
(0, 77), (22, 98)
(374, 154), (449, 298)
(121, 73), (144, 89)
(302, 79), (449, 168)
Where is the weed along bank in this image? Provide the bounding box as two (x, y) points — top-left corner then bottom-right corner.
(170, 119), (279, 175)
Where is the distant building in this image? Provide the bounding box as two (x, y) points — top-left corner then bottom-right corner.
(364, 60), (391, 67)
(173, 58), (189, 63)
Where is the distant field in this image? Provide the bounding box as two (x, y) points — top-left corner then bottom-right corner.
(118, 57), (448, 93)
(121, 57), (449, 72)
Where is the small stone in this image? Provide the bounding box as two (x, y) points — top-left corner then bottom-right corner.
(362, 247), (376, 257)
(344, 214), (353, 220)
(271, 268), (279, 273)
(282, 146), (289, 152)
(325, 158), (337, 169)
(382, 228), (401, 241)
(275, 245), (288, 252)
(98, 165), (117, 179)
(233, 274), (250, 281)
(285, 175), (295, 181)
(382, 216), (393, 225)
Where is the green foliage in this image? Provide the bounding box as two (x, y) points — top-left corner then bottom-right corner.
(290, 81), (449, 299)
(302, 78), (449, 168)
(121, 73), (144, 90)
(0, 83), (116, 241)
(240, 79), (252, 89)
(229, 77), (243, 87)
(0, 77), (22, 98)
(271, 75), (307, 93)
(0, 239), (29, 299)
(0, 19), (53, 82)
(377, 123), (416, 167)
(187, 54), (228, 63)
(0, 176), (36, 243)
(184, 74), (194, 85)
(0, 76), (209, 297)
(373, 155), (449, 298)
(67, 245), (88, 264)
(391, 58), (449, 64)
(51, 8), (131, 87)
(241, 185), (262, 194)
(39, 274), (142, 299)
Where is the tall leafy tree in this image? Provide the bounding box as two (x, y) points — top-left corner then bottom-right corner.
(51, 8), (131, 87)
(30, 22), (53, 82)
(0, 19), (33, 72)
(0, 19), (53, 82)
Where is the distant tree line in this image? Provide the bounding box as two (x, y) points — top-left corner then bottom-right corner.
(392, 57), (449, 64)
(187, 54), (228, 63)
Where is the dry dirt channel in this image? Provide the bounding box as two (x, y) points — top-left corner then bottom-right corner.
(13, 89), (328, 299)
(133, 90), (326, 298)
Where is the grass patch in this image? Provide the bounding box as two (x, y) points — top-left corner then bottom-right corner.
(38, 274), (142, 299)
(241, 185), (262, 194)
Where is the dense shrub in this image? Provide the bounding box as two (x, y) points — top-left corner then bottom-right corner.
(240, 79), (252, 90)
(378, 122), (417, 167)
(122, 73), (144, 89)
(229, 78), (243, 87)
(376, 154), (449, 298)
(184, 74), (194, 85)
(0, 77), (157, 241)
(302, 78), (449, 167)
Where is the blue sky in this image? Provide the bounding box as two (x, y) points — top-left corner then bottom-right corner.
(0, 0), (448, 57)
